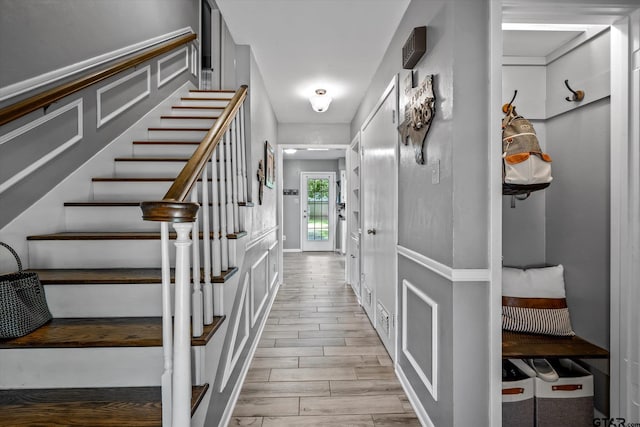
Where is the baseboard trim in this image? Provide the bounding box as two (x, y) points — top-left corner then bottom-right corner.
(283, 249), (302, 253)
(218, 280), (281, 427)
(396, 364), (435, 427)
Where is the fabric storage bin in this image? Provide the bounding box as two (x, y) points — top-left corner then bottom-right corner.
(534, 359), (593, 427)
(503, 359), (535, 427)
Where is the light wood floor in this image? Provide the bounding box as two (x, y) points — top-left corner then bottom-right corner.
(230, 252), (420, 427)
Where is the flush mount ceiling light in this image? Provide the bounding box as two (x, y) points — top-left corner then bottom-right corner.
(309, 89), (332, 113)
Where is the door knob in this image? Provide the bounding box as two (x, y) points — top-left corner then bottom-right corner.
(367, 228), (376, 235)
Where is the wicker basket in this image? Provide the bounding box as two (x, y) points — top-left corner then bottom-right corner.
(0, 242), (52, 338)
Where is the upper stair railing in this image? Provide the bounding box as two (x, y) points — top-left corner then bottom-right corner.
(141, 85), (248, 427)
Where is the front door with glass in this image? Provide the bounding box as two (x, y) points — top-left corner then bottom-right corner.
(300, 172), (336, 252)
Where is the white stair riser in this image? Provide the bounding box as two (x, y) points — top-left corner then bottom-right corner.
(188, 91), (234, 99)
(114, 161), (187, 178)
(93, 180), (211, 200)
(171, 107), (224, 117)
(147, 129), (208, 140)
(180, 99), (229, 108)
(29, 238), (220, 268)
(133, 144), (198, 157)
(0, 347), (203, 388)
(160, 117), (216, 128)
(65, 206), (160, 231)
(45, 283), (163, 317)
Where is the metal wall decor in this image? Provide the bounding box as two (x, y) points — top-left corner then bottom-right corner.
(402, 26), (427, 69)
(398, 74), (436, 164)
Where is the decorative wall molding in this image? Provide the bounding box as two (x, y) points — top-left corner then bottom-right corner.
(250, 251), (269, 328)
(0, 27), (193, 102)
(396, 364), (435, 427)
(268, 241), (279, 289)
(246, 225), (279, 251)
(157, 47), (189, 88)
(220, 273), (250, 391)
(397, 245), (490, 282)
(96, 66), (150, 128)
(282, 248), (302, 253)
(190, 44), (199, 78)
(0, 99), (83, 194)
(402, 279), (438, 401)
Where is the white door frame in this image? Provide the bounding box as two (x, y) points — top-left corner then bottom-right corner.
(300, 171), (336, 252)
(493, 2), (639, 423)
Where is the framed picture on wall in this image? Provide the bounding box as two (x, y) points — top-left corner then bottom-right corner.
(265, 141), (275, 188)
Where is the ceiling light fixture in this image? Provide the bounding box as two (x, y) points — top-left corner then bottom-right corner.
(309, 89), (332, 113)
(283, 148), (297, 154)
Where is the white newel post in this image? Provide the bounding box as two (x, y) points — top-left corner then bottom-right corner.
(219, 132), (229, 272)
(172, 222), (193, 427)
(202, 164), (214, 325)
(190, 190), (203, 337)
(160, 222), (173, 427)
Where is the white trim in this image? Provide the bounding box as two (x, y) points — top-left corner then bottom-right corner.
(0, 27), (193, 102)
(502, 57), (547, 66)
(268, 241), (279, 289)
(402, 279), (438, 401)
(220, 273), (250, 391)
(283, 249), (302, 253)
(191, 44), (199, 78)
(0, 99), (83, 194)
(268, 241), (278, 252)
(300, 171), (336, 252)
(218, 280), (280, 427)
(157, 47), (189, 88)
(96, 66), (150, 128)
(395, 364), (435, 427)
(250, 251), (269, 328)
(397, 245), (490, 282)
(246, 225), (278, 251)
(361, 77), (396, 132)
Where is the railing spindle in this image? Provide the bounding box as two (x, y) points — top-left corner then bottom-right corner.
(202, 164), (213, 325)
(231, 117), (240, 233)
(240, 104), (248, 203)
(172, 222), (193, 427)
(210, 145), (222, 277)
(160, 222), (173, 427)
(219, 132), (229, 272)
(190, 189), (203, 337)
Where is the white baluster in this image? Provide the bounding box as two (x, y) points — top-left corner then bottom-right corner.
(240, 104), (248, 208)
(202, 164), (213, 325)
(160, 222), (173, 427)
(219, 132), (229, 272)
(225, 126), (236, 268)
(231, 117), (240, 233)
(210, 146), (222, 278)
(190, 189), (203, 337)
(172, 222), (192, 427)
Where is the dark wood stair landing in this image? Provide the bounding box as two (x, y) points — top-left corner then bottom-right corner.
(30, 266), (238, 284)
(0, 384), (208, 426)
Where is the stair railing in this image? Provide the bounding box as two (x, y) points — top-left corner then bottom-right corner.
(141, 85), (248, 427)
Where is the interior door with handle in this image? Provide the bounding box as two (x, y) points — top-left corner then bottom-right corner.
(300, 172), (336, 252)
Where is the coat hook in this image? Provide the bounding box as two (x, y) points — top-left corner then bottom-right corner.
(502, 90), (518, 114)
(564, 79), (584, 102)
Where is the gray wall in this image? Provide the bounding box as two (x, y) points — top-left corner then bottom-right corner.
(0, 0), (198, 88)
(278, 123), (350, 145)
(0, 0), (199, 228)
(351, 0), (491, 424)
(282, 159), (340, 250)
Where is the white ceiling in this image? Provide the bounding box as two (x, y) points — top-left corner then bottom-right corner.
(216, 0), (410, 124)
(283, 148), (346, 161)
(503, 30), (583, 57)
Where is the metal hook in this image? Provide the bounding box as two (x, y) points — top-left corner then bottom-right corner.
(564, 79), (584, 102)
(502, 90), (518, 114)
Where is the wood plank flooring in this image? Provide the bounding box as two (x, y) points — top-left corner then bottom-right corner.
(231, 252), (419, 427)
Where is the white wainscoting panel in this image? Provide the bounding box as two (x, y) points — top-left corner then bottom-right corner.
(220, 273), (250, 391)
(0, 99), (83, 194)
(396, 364), (436, 427)
(96, 66), (150, 128)
(268, 240), (278, 289)
(157, 47), (189, 88)
(191, 44), (199, 77)
(402, 278), (438, 401)
(250, 251), (269, 327)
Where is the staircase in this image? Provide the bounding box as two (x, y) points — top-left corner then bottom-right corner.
(0, 89), (249, 426)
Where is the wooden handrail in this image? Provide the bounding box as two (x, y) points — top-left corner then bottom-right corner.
(0, 33), (197, 127)
(141, 85), (248, 223)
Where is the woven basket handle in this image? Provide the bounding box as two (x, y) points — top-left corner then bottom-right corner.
(0, 242), (23, 272)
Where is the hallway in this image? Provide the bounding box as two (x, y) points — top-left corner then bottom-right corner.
(231, 252), (420, 426)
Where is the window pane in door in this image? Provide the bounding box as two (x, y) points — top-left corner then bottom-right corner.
(307, 178), (329, 241)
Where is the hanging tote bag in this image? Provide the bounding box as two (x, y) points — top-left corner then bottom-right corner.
(0, 242), (52, 338)
(502, 106), (553, 196)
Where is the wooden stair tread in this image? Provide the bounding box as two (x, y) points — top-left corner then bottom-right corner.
(27, 231), (247, 240)
(502, 331), (609, 359)
(172, 105), (225, 110)
(91, 177), (217, 182)
(64, 200), (246, 208)
(190, 89), (235, 93)
(180, 97), (230, 101)
(132, 140), (202, 145)
(0, 316), (225, 348)
(147, 127), (211, 131)
(160, 115), (220, 120)
(0, 384), (208, 426)
(29, 267), (238, 284)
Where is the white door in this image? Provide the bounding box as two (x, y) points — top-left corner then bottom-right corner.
(300, 172), (336, 252)
(361, 78), (398, 358)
